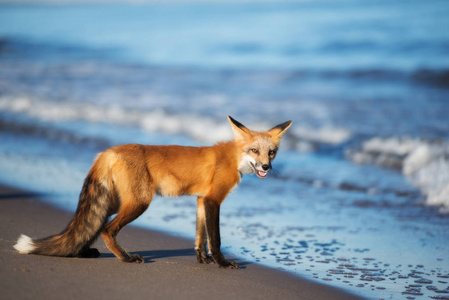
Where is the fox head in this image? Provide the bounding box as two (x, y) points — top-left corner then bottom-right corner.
(228, 116), (292, 178)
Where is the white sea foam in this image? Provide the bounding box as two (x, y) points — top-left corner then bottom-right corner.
(347, 137), (449, 213)
(0, 96), (234, 144)
(0, 96), (353, 149)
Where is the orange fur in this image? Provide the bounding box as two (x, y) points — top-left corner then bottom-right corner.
(14, 116), (292, 268)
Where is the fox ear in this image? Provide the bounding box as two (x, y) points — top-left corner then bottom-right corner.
(228, 116), (252, 142)
(268, 120), (292, 139)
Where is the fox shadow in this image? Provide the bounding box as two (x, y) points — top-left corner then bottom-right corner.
(0, 191), (48, 200)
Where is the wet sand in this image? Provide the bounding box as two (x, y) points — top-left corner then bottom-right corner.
(0, 185), (363, 300)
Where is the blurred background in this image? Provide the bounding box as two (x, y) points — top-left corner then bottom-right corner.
(1, 0), (448, 298)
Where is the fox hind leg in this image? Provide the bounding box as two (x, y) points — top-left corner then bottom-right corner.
(100, 155), (154, 263)
(101, 200), (149, 263)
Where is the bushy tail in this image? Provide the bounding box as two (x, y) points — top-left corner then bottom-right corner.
(14, 172), (112, 257)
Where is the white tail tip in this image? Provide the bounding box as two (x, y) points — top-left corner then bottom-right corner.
(14, 234), (35, 254)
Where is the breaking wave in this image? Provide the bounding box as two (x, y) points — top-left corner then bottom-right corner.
(346, 137), (449, 213)
(2, 95), (448, 213)
(0, 96), (352, 149)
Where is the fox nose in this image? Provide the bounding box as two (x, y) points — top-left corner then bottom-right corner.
(262, 164), (270, 171)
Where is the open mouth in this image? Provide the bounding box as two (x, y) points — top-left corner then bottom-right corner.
(256, 170), (268, 178)
(250, 163), (268, 178)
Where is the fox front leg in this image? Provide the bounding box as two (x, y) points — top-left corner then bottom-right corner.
(195, 197), (213, 264)
(204, 200), (239, 269)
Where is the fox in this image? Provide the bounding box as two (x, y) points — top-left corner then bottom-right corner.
(14, 116), (292, 269)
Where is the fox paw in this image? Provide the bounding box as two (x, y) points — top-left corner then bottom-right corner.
(218, 260), (239, 269)
(123, 254), (144, 263)
(197, 255), (214, 264)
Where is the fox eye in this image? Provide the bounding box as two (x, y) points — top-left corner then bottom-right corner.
(250, 148), (259, 154)
(269, 150), (276, 156)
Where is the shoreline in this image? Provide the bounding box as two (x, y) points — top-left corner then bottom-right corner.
(0, 184), (364, 300)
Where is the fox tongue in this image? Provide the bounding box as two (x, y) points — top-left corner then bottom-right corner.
(257, 170), (267, 177)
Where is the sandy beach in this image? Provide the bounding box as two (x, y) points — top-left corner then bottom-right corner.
(1, 3), (449, 299)
(0, 185), (363, 300)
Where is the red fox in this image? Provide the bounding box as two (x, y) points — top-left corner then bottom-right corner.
(14, 116), (292, 268)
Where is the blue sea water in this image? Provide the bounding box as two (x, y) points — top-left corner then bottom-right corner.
(1, 1), (449, 299)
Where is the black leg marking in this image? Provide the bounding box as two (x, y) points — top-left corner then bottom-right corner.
(205, 201), (239, 269)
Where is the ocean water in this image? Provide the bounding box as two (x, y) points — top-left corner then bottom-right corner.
(1, 1), (449, 299)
